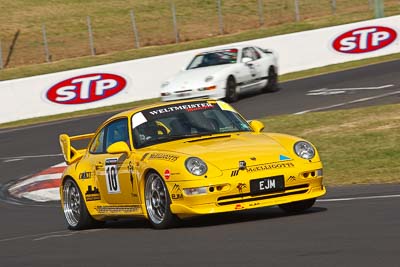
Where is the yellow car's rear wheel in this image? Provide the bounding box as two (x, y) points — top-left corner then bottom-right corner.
(63, 178), (102, 230)
(145, 172), (178, 229)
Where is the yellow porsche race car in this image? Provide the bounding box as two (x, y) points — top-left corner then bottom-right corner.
(59, 99), (326, 230)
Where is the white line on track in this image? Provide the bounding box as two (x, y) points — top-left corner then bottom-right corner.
(307, 84), (394, 95)
(295, 90), (400, 114)
(3, 158), (23, 163)
(33, 233), (75, 241)
(317, 194), (400, 202)
(0, 153), (62, 160)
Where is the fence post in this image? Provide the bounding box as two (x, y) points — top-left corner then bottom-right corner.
(171, 1), (180, 43)
(87, 16), (96, 56)
(42, 24), (51, 62)
(217, 0), (224, 34)
(294, 0), (300, 22)
(0, 40), (3, 69)
(257, 0), (265, 26)
(374, 0), (385, 18)
(130, 10), (140, 48)
(331, 0), (337, 14)
(368, 0), (373, 9)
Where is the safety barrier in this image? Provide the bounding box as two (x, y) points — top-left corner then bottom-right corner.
(0, 15), (398, 124)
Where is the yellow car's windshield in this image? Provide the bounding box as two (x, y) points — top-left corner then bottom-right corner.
(131, 101), (251, 148)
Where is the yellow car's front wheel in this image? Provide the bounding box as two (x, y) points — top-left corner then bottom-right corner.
(145, 172), (178, 229)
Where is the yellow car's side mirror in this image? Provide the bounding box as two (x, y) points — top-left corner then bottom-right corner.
(107, 141), (131, 155)
(249, 120), (265, 133)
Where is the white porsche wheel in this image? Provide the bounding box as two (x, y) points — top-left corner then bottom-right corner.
(263, 66), (279, 93)
(224, 76), (238, 103)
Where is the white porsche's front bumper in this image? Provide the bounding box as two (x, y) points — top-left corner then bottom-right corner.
(161, 82), (226, 102)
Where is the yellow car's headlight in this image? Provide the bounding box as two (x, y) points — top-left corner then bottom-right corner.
(294, 141), (315, 160)
(185, 157), (208, 176)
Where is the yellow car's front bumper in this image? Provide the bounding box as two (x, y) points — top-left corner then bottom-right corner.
(169, 172), (325, 216)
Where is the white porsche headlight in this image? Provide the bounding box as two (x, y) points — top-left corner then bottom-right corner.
(205, 76), (213, 82)
(185, 157), (208, 176)
(294, 141), (315, 160)
(161, 81), (170, 88)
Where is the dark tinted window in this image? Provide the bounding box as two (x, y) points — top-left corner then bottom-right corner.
(105, 118), (130, 150)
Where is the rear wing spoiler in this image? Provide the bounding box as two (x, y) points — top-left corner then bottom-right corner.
(59, 133), (94, 165)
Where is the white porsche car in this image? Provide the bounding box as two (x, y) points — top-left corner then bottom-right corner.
(160, 45), (279, 102)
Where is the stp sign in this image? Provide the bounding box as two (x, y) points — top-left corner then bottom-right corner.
(46, 73), (127, 104)
(332, 26), (397, 54)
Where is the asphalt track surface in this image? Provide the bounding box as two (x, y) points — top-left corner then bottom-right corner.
(1, 60), (400, 266)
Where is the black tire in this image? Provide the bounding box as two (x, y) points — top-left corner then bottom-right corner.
(62, 178), (103, 230)
(263, 66), (279, 93)
(145, 171), (179, 229)
(278, 198), (316, 213)
(224, 76), (238, 103)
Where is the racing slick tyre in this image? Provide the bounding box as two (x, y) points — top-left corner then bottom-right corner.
(224, 76), (238, 103)
(62, 178), (104, 230)
(263, 66), (279, 93)
(145, 171), (179, 229)
(278, 198), (316, 213)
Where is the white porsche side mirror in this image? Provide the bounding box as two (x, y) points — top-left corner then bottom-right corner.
(242, 57), (252, 64)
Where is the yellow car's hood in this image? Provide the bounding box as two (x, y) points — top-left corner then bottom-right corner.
(153, 132), (294, 171)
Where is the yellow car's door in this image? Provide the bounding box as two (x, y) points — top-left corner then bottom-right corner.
(95, 154), (138, 204)
(88, 118), (140, 204)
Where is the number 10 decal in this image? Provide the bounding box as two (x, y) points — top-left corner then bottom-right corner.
(105, 158), (120, 194)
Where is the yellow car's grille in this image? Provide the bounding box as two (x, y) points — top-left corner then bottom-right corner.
(217, 184), (309, 206)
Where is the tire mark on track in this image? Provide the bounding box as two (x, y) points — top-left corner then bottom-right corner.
(0, 229), (106, 243)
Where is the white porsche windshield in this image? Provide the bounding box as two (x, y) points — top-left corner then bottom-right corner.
(131, 101), (251, 148)
(186, 49), (238, 70)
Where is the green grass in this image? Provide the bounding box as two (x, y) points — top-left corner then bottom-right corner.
(261, 103), (400, 185)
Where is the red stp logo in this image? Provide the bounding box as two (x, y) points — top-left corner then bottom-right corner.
(333, 26), (397, 54)
(46, 73), (127, 104)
